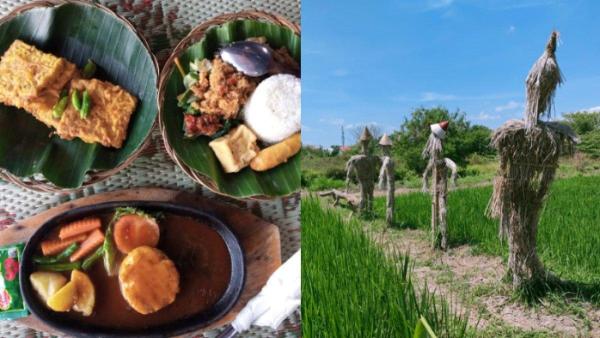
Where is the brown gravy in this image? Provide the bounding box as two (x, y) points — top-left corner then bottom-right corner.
(41, 213), (232, 329)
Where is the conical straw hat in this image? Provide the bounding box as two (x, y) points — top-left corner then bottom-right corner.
(430, 120), (449, 139)
(359, 127), (372, 141)
(379, 133), (392, 146)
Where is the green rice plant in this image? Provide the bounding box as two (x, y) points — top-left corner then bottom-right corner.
(302, 197), (471, 337)
(374, 175), (600, 289)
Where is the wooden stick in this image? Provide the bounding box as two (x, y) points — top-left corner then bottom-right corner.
(432, 158), (438, 248)
(174, 57), (186, 77)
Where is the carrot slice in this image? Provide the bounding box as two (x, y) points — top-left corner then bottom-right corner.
(69, 229), (105, 262)
(58, 218), (101, 240)
(113, 214), (160, 254)
(41, 234), (87, 256)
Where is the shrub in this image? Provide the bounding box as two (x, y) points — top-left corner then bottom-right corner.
(578, 130), (600, 158)
(325, 167), (346, 180)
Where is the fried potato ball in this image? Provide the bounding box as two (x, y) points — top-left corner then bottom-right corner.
(118, 246), (179, 315)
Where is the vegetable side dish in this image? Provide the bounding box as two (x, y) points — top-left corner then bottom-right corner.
(0, 40), (137, 148)
(27, 207), (232, 328)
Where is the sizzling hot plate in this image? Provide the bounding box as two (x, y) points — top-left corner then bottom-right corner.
(19, 201), (245, 338)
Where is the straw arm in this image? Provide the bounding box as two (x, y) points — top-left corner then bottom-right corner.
(422, 159), (434, 193)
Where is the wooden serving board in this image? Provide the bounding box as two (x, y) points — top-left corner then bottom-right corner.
(0, 188), (282, 336)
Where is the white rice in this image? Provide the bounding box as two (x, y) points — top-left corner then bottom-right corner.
(243, 74), (301, 144)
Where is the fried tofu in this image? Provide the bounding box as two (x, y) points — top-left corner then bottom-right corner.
(119, 246), (180, 315)
(209, 125), (260, 173)
(56, 78), (137, 148)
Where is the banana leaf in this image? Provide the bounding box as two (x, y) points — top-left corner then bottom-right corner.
(161, 20), (301, 198)
(0, 2), (158, 188)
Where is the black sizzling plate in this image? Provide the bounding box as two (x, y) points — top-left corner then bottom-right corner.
(19, 201), (245, 338)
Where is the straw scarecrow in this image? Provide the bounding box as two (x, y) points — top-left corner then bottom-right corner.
(422, 121), (451, 250)
(378, 134), (395, 226)
(346, 127), (378, 215)
(487, 31), (577, 290)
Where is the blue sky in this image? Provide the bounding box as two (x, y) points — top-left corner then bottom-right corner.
(302, 0), (600, 146)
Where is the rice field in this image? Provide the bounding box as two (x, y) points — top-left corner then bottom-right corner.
(374, 175), (600, 287)
(301, 197), (471, 338)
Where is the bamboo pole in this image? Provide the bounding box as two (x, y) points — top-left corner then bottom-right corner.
(431, 158), (438, 248)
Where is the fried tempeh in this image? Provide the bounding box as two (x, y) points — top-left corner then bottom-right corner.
(0, 40), (137, 149)
(57, 79), (137, 148)
(0, 40), (74, 100)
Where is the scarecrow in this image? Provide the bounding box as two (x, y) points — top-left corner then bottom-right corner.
(346, 127), (378, 215)
(378, 134), (395, 226)
(422, 121), (451, 250)
(487, 31), (577, 290)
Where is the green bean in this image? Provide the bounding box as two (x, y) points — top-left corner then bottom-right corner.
(82, 59), (96, 79)
(71, 89), (82, 111)
(52, 96), (68, 119)
(36, 261), (81, 272)
(103, 221), (117, 276)
(80, 90), (91, 119)
(82, 246), (104, 270)
(56, 243), (79, 261)
(51, 90), (69, 119)
(33, 243), (79, 264)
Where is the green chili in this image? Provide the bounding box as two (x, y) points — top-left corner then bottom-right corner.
(71, 89), (82, 111)
(36, 261), (81, 272)
(80, 90), (91, 119)
(33, 243), (79, 264)
(82, 59), (97, 79)
(51, 90), (69, 119)
(82, 246), (104, 270)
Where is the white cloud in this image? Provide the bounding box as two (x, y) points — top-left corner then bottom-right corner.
(585, 106), (600, 112)
(426, 0), (454, 10)
(495, 100), (522, 112)
(472, 112), (500, 121)
(302, 124), (318, 132)
(420, 92), (458, 102)
(332, 69), (349, 77)
(319, 117), (345, 126)
(508, 25), (516, 33)
(489, 0), (564, 10)
(569, 106), (600, 113)
(345, 121), (380, 129)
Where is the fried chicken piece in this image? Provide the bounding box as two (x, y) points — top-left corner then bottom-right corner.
(190, 57), (256, 119)
(119, 246), (179, 315)
(183, 114), (223, 137)
(273, 47), (300, 76)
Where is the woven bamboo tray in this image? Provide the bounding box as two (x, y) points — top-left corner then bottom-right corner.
(0, 0), (159, 194)
(158, 10), (301, 201)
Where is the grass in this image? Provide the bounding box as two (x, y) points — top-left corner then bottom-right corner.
(374, 175), (600, 297)
(303, 153), (600, 191)
(302, 197), (471, 337)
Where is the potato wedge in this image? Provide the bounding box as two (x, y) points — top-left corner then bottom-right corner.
(71, 270), (95, 316)
(30, 271), (67, 303)
(46, 281), (76, 312)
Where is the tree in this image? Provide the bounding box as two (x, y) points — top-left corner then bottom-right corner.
(563, 111), (600, 135)
(392, 107), (493, 173)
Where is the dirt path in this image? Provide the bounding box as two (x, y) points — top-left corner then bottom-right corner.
(363, 225), (600, 337)
(314, 179), (495, 198)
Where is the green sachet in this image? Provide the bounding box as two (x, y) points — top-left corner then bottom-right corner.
(0, 243), (28, 319)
